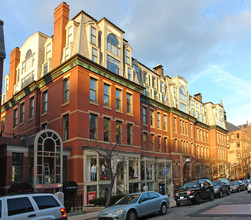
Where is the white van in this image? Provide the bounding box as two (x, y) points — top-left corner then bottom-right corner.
(0, 193), (67, 219)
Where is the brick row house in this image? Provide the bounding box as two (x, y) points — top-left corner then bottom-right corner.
(0, 2), (229, 205)
(226, 121), (251, 179)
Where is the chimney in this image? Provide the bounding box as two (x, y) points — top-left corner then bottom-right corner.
(51, 2), (69, 69)
(194, 93), (202, 102)
(0, 20), (6, 105)
(7, 47), (20, 100)
(153, 64), (164, 77)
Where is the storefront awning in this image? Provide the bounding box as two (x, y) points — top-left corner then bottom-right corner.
(63, 181), (78, 192)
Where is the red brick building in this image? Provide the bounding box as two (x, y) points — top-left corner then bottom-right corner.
(0, 2), (228, 205)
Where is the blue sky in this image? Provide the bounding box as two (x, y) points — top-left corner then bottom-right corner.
(0, 0), (251, 126)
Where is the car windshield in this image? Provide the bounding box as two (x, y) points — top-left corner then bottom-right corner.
(115, 194), (140, 205)
(181, 181), (199, 189)
(213, 181), (221, 186)
(230, 181), (237, 185)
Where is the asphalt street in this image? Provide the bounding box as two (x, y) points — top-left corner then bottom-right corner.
(141, 190), (251, 220)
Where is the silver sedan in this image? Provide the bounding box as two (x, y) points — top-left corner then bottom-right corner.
(98, 191), (170, 220)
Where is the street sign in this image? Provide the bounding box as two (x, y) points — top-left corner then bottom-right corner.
(164, 167), (167, 174)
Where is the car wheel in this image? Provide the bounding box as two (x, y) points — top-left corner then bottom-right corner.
(209, 191), (214, 201)
(195, 194), (200, 205)
(126, 210), (137, 220)
(227, 189), (230, 195)
(159, 203), (167, 215)
(176, 202), (181, 207)
(219, 191), (223, 198)
(248, 191), (250, 193)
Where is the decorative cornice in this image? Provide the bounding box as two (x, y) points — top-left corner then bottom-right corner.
(209, 125), (228, 134)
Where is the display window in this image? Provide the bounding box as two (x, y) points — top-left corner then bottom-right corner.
(146, 162), (153, 180)
(129, 160), (139, 180)
(158, 162), (164, 180)
(99, 159), (109, 181)
(86, 156), (97, 182)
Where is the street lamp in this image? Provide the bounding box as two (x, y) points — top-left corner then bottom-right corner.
(234, 163), (237, 180)
(185, 157), (191, 181)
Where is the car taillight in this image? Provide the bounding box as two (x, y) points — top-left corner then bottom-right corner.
(61, 208), (67, 218)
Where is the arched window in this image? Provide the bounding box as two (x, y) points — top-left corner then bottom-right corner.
(179, 86), (186, 102)
(107, 33), (120, 56)
(25, 49), (32, 60)
(34, 129), (63, 186)
(23, 49), (33, 73)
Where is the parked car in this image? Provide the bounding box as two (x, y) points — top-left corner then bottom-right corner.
(175, 178), (214, 206)
(0, 193), (67, 220)
(98, 191), (169, 220)
(247, 182), (251, 193)
(242, 179), (250, 190)
(212, 179), (231, 198)
(230, 180), (246, 192)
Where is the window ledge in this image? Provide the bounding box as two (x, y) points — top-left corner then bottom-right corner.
(62, 101), (69, 107)
(116, 109), (123, 114)
(19, 122), (24, 126)
(104, 106), (112, 111)
(89, 101), (99, 107)
(28, 117), (34, 122)
(126, 113), (133, 117)
(41, 112), (47, 117)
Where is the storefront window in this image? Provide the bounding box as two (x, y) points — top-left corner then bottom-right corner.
(158, 163), (164, 180)
(141, 162), (145, 181)
(86, 157), (97, 182)
(129, 183), (139, 193)
(129, 160), (139, 180)
(147, 182), (153, 191)
(87, 185), (97, 205)
(12, 153), (23, 183)
(99, 159), (109, 181)
(99, 185), (109, 198)
(146, 162), (153, 180)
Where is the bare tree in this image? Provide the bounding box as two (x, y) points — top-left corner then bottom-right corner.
(83, 136), (130, 207)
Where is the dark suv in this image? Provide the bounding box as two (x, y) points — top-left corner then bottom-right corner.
(212, 179), (231, 197)
(175, 179), (214, 206)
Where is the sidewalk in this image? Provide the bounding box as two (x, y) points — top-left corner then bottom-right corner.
(68, 197), (176, 220)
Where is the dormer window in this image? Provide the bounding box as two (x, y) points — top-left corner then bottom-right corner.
(68, 26), (73, 43)
(22, 49), (34, 73)
(125, 49), (130, 64)
(91, 26), (96, 45)
(107, 33), (120, 57)
(46, 43), (52, 60)
(92, 47), (98, 62)
(26, 49), (32, 59)
(179, 86), (186, 102)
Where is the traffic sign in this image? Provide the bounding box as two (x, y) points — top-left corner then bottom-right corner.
(164, 167), (167, 174)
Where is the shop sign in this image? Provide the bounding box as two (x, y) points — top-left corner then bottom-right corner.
(87, 191), (96, 204)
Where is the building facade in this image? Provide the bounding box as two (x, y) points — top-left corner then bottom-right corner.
(1, 2), (228, 205)
(226, 121), (251, 180)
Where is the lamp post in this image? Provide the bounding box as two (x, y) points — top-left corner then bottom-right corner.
(234, 163), (237, 180)
(185, 157), (191, 181)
